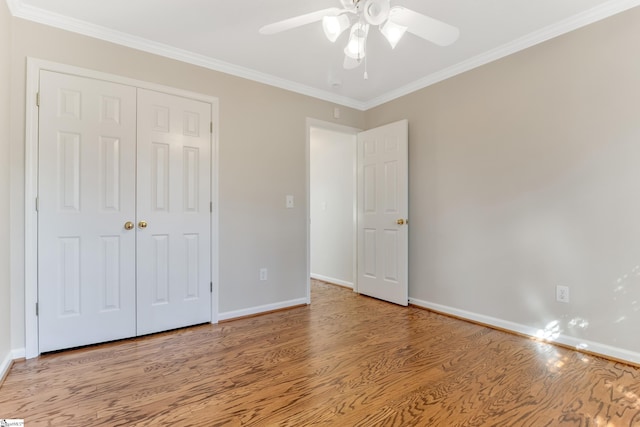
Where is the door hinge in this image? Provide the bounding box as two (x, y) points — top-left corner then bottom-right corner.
(35, 197), (39, 212)
(35, 302), (39, 316)
(36, 92), (40, 107)
(210, 282), (213, 293)
(210, 122), (213, 134)
(210, 201), (213, 213)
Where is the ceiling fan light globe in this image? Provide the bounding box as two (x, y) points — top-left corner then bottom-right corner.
(344, 22), (369, 59)
(344, 38), (363, 59)
(380, 20), (407, 49)
(322, 14), (350, 42)
(363, 0), (390, 25)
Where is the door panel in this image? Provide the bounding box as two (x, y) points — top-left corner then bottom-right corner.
(38, 71), (137, 352)
(136, 89), (212, 335)
(357, 120), (408, 306)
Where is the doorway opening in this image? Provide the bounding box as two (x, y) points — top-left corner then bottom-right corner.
(306, 120), (359, 302)
(306, 118), (410, 306)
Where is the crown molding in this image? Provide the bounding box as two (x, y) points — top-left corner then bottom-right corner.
(7, 0), (640, 111)
(364, 0), (640, 109)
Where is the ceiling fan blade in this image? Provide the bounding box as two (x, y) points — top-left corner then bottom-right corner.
(389, 7), (459, 46)
(260, 8), (342, 35)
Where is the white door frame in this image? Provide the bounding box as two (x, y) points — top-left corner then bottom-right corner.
(305, 118), (360, 302)
(24, 58), (220, 358)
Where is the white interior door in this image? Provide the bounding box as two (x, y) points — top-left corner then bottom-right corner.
(38, 71), (138, 352)
(357, 120), (409, 306)
(136, 89), (212, 335)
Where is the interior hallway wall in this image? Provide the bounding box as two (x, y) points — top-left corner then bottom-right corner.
(310, 127), (356, 287)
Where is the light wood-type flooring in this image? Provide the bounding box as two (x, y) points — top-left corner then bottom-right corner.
(2, 280), (640, 426)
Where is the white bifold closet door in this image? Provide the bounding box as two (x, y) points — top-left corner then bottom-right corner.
(135, 88), (211, 336)
(38, 71), (211, 353)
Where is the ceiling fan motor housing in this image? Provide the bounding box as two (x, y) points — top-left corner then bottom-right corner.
(363, 0), (390, 25)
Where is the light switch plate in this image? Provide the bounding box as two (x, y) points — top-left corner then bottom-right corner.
(286, 195), (294, 208)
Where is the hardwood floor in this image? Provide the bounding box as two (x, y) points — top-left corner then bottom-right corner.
(2, 280), (640, 426)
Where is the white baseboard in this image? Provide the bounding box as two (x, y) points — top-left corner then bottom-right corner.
(12, 348), (26, 359)
(0, 351), (13, 384)
(310, 273), (353, 289)
(218, 297), (308, 322)
(410, 297), (640, 366)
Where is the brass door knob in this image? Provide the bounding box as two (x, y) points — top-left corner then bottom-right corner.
(138, 220), (148, 229)
(124, 221), (134, 230)
(397, 219), (405, 225)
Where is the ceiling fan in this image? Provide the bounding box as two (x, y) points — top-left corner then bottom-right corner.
(259, 0), (459, 74)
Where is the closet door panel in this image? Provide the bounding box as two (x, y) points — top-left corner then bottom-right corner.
(38, 71), (137, 352)
(136, 88), (212, 335)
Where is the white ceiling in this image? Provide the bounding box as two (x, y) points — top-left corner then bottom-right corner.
(8, 0), (640, 110)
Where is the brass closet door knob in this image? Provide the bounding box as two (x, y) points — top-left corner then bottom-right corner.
(124, 221), (134, 230)
(138, 220), (148, 229)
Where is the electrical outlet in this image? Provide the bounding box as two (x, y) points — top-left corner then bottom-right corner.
(259, 268), (268, 281)
(556, 285), (570, 303)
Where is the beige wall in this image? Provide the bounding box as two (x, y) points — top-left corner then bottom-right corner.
(8, 17), (365, 349)
(0, 0), (11, 364)
(367, 7), (640, 355)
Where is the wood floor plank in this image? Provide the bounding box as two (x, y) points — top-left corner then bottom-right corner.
(1, 280), (640, 426)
